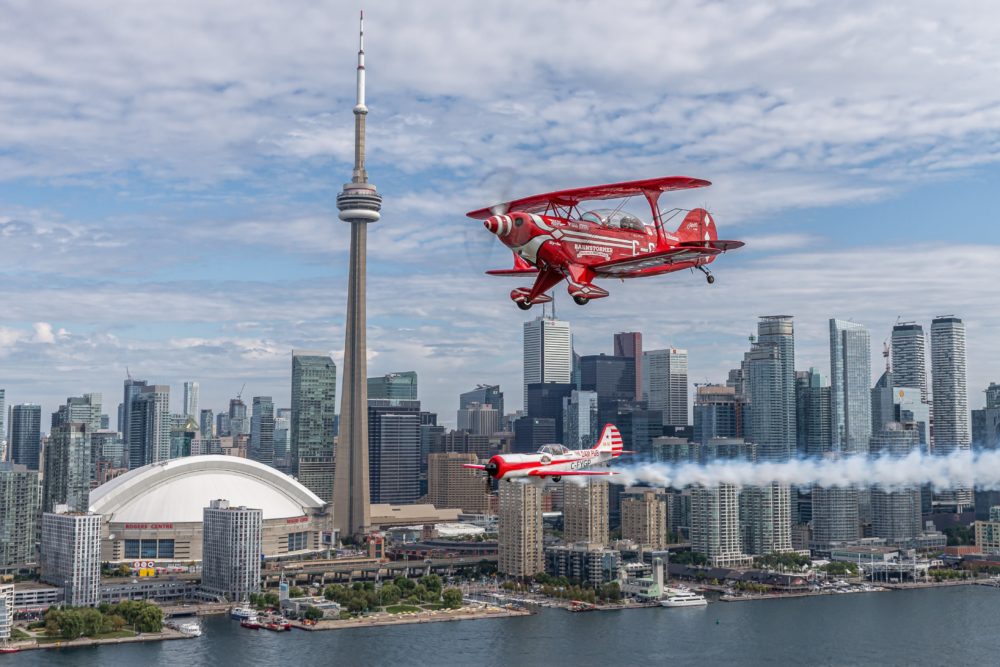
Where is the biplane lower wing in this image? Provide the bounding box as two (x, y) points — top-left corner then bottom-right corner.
(592, 245), (722, 275)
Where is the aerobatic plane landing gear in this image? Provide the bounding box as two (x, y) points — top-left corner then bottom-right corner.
(573, 295), (589, 305)
(698, 265), (715, 284)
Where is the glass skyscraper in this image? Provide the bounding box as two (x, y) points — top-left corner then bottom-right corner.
(523, 315), (572, 409)
(930, 316), (972, 509)
(291, 350), (337, 503)
(642, 348), (689, 427)
(891, 322), (928, 402)
(250, 396), (275, 467)
(367, 371), (418, 400)
(10, 404), (41, 470)
(829, 319), (872, 455)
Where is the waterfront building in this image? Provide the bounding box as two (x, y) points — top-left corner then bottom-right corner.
(368, 399), (421, 504)
(974, 507), (1000, 556)
(457, 401), (500, 436)
(368, 371), (418, 400)
(88, 456), (325, 563)
(870, 423), (922, 545)
(795, 368), (831, 458)
(249, 396), (275, 466)
(0, 463), (41, 568)
(523, 315), (573, 409)
(128, 384), (171, 468)
(201, 499), (262, 602)
(562, 389), (599, 449)
(10, 404), (42, 470)
(0, 582), (11, 642)
(460, 385), (504, 420)
(620, 487), (669, 550)
(43, 422), (90, 513)
(498, 481), (543, 577)
(891, 322), (928, 402)
(427, 452), (490, 513)
(291, 350), (337, 503)
(690, 438), (754, 566)
(643, 348), (689, 427)
(545, 542), (620, 585)
(810, 483), (860, 552)
(40, 509), (102, 607)
(563, 479), (609, 545)
(614, 332), (643, 400)
(930, 316), (972, 509)
(183, 381), (199, 418)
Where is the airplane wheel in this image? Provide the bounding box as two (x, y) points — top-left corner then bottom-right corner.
(516, 300), (532, 311)
(706, 275), (715, 284)
(573, 295), (589, 305)
(552, 477), (561, 483)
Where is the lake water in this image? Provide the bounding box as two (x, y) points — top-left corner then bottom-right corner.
(7, 586), (998, 666)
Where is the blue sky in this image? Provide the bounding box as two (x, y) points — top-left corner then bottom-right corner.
(1, 0), (998, 428)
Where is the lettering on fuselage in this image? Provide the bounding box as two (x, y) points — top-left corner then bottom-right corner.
(575, 243), (612, 260)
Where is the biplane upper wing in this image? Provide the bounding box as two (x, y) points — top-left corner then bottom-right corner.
(465, 176), (712, 220)
(592, 245), (723, 275)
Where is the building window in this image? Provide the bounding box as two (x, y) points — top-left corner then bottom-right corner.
(141, 540), (158, 558)
(288, 531), (309, 551)
(158, 539), (175, 558)
(124, 539), (140, 558)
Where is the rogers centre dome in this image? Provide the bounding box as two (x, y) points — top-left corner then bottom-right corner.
(89, 455), (329, 563)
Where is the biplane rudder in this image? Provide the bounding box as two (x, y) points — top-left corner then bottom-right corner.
(675, 208), (717, 244)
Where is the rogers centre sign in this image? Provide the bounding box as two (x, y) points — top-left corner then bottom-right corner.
(286, 516), (309, 524)
(123, 523), (174, 530)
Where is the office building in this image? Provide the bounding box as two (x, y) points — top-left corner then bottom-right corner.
(616, 403), (664, 457)
(183, 381), (199, 417)
(368, 399), (421, 504)
(460, 385), (504, 419)
(526, 382), (574, 443)
(693, 384), (744, 445)
(52, 393), (103, 432)
(795, 368), (831, 457)
(368, 371), (418, 400)
(545, 542), (621, 585)
(643, 348), (689, 427)
(249, 396), (275, 466)
(563, 390), (599, 449)
(614, 331), (643, 403)
(829, 319), (872, 455)
(620, 487), (669, 550)
(513, 416), (556, 454)
(931, 316), (971, 509)
(199, 409), (215, 440)
(498, 481), (543, 577)
(563, 480), (609, 545)
(0, 582), (10, 642)
(40, 510), (102, 607)
(580, 353), (636, 427)
(523, 315), (572, 408)
(201, 499), (262, 602)
(891, 322), (928, 402)
(169, 417), (199, 458)
(456, 402), (500, 436)
(121, 378), (148, 456)
(870, 423), (922, 545)
(228, 398), (249, 436)
(43, 422), (90, 513)
(972, 382), (1000, 450)
(0, 463), (41, 567)
(128, 384), (171, 468)
(427, 452), (490, 513)
(0, 390), (4, 462)
(291, 350), (337, 503)
(10, 404), (42, 470)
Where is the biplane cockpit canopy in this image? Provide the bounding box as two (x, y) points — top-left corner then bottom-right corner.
(580, 209), (646, 232)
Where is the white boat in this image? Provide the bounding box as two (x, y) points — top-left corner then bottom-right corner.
(179, 622), (202, 637)
(230, 606), (257, 620)
(660, 592), (708, 608)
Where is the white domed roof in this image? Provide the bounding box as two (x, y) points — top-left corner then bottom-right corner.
(90, 455), (325, 523)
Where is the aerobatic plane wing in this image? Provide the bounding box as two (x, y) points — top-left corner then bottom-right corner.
(527, 469), (618, 477)
(592, 245), (722, 275)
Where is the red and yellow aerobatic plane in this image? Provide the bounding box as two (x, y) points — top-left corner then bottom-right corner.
(466, 176), (744, 309)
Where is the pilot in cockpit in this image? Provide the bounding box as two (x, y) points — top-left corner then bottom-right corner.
(580, 208), (646, 232)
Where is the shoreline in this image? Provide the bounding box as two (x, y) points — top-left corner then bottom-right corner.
(291, 604), (532, 632)
(4, 626), (193, 652)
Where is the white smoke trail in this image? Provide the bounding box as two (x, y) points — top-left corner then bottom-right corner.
(610, 450), (995, 492)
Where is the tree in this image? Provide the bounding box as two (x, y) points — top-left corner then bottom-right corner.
(81, 608), (104, 637)
(289, 586), (305, 599)
(135, 605), (163, 633)
(421, 574), (443, 593)
(348, 597), (365, 614)
(395, 576), (416, 593)
(303, 606), (324, 622)
(442, 588), (463, 609)
(379, 584), (401, 606)
(108, 615), (126, 632)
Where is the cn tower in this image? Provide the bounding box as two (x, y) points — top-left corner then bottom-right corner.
(333, 11), (381, 539)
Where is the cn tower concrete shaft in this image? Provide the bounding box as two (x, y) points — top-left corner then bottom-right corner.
(333, 12), (381, 540)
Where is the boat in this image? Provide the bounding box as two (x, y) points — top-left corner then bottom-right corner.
(660, 591), (708, 608)
(0, 646), (21, 654)
(231, 606), (257, 620)
(179, 622), (202, 637)
(240, 618), (262, 630)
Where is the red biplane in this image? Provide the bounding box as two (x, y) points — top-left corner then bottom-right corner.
(466, 176), (744, 309)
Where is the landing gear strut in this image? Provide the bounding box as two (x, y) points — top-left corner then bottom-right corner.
(698, 265), (715, 284)
(573, 295), (589, 306)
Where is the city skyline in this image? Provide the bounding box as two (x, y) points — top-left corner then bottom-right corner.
(0, 4), (998, 428)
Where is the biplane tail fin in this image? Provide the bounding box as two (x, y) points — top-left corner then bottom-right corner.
(675, 208), (717, 244)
